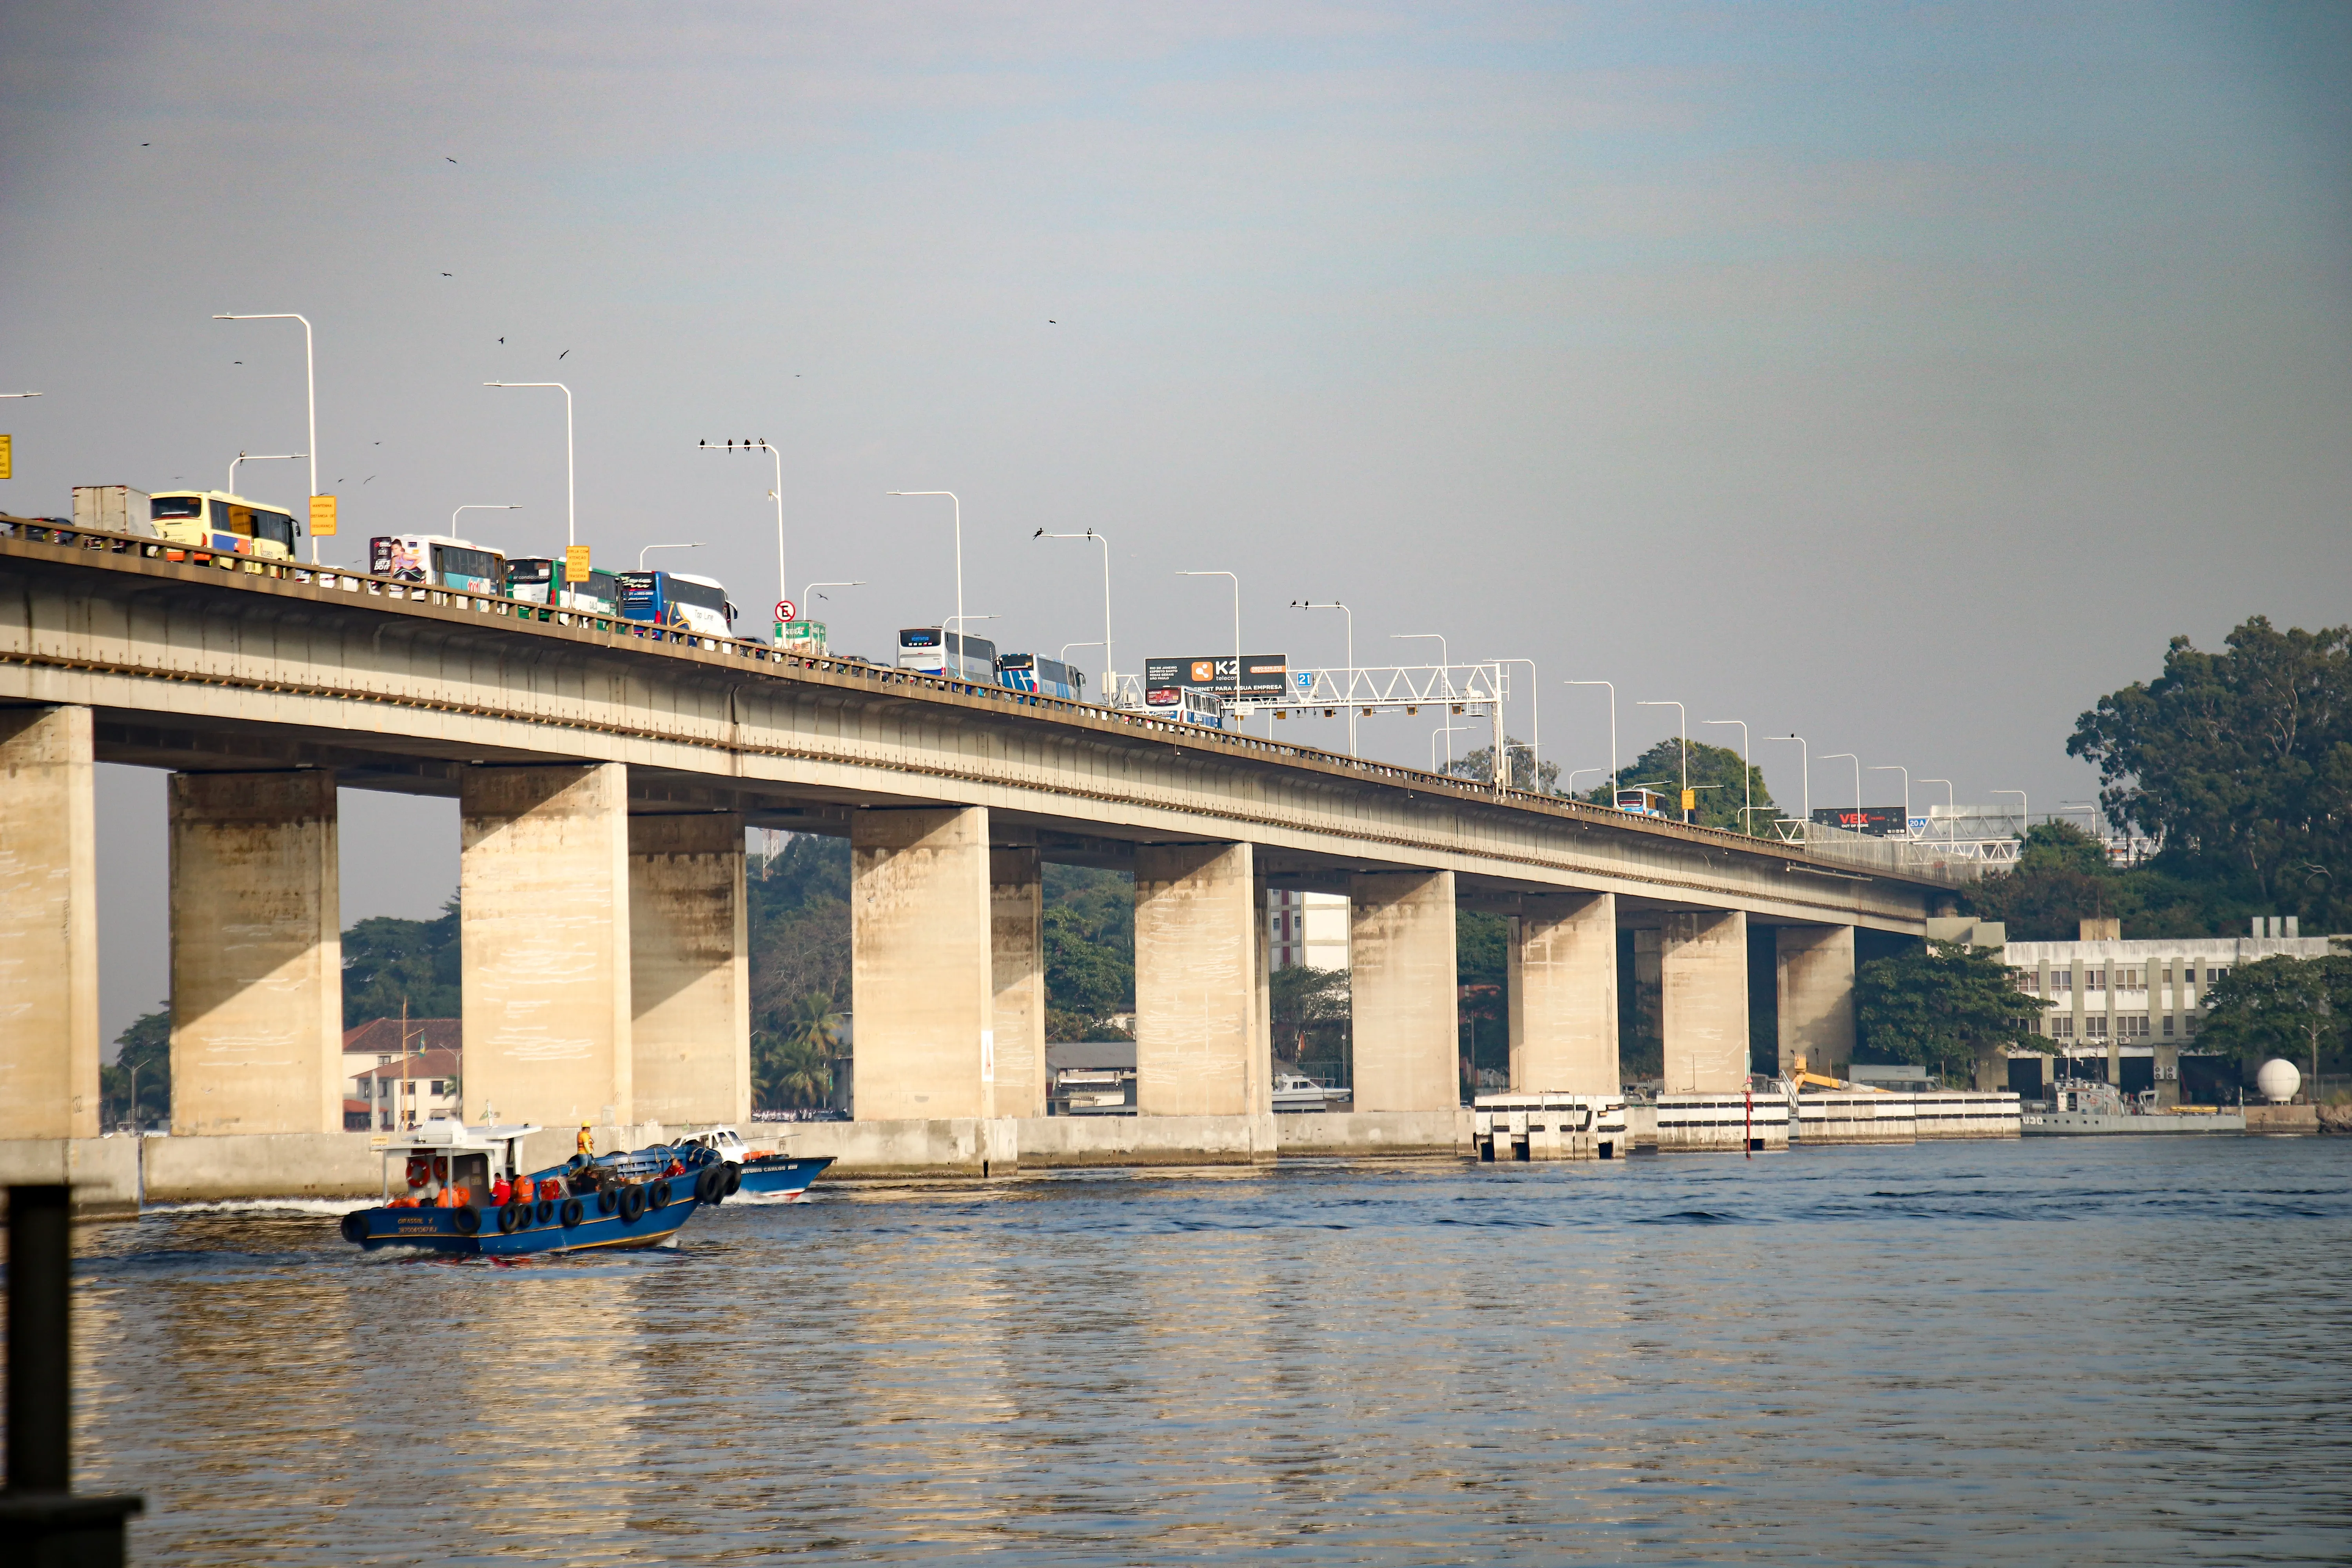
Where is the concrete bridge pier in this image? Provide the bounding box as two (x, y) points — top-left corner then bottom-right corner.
(1507, 891), (1619, 1093)
(1134, 842), (1269, 1120)
(0, 706), (99, 1140)
(1775, 924), (1857, 1079)
(167, 770), (343, 1134)
(1660, 909), (1749, 1093)
(990, 840), (1048, 1119)
(851, 806), (996, 1120)
(1348, 870), (1460, 1112)
(628, 811), (751, 1127)
(461, 764), (634, 1129)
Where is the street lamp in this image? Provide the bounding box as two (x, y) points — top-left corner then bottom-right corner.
(801, 581), (864, 615)
(1765, 734), (1810, 828)
(640, 541), (706, 572)
(214, 313), (318, 561)
(0, 392), (40, 398)
(701, 439), (787, 621)
(1870, 764), (1911, 836)
(1292, 601), (1355, 756)
(1565, 766), (1607, 798)
(1822, 753), (1862, 832)
(228, 452), (304, 493)
(1178, 570), (1241, 708)
(1432, 721), (1472, 772)
(1704, 719), (1750, 833)
(1035, 529), (1115, 697)
(1637, 699), (1688, 821)
(451, 503), (521, 534)
(1994, 788), (2029, 837)
(1487, 658), (1540, 791)
(1567, 680), (1617, 802)
(485, 380), (575, 551)
(1921, 778), (1956, 845)
(889, 491), (962, 677)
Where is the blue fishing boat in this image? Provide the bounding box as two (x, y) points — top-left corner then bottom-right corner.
(338, 1121), (710, 1257)
(680, 1125), (836, 1198)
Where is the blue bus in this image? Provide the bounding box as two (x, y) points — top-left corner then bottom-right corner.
(996, 652), (1085, 699)
(616, 571), (737, 635)
(898, 627), (997, 682)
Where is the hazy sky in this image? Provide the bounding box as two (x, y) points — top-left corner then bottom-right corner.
(4, 4), (2347, 1043)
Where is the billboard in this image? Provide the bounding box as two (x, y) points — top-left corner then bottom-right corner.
(1811, 806), (1910, 838)
(1145, 653), (1289, 698)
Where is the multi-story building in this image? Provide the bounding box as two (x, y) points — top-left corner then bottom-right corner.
(1977, 916), (2337, 1100)
(342, 1018), (461, 1129)
(1266, 889), (1349, 971)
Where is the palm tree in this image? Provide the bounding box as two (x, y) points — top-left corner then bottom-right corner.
(754, 993), (838, 1109)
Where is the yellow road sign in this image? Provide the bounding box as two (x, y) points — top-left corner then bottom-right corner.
(309, 494), (337, 537)
(0, 434), (11, 480)
(1681, 789), (1696, 813)
(564, 544), (592, 581)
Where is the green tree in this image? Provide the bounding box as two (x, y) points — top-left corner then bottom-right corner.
(1577, 737), (1775, 833)
(1856, 940), (2050, 1084)
(1043, 864), (1134, 1039)
(1443, 736), (1560, 794)
(753, 993), (838, 1109)
(99, 1007), (171, 1128)
(341, 897), (463, 1027)
(2197, 954), (2350, 1083)
(2071, 617), (2352, 926)
(1269, 964), (1350, 1064)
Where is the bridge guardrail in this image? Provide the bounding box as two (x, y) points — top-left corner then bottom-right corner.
(0, 517), (1973, 887)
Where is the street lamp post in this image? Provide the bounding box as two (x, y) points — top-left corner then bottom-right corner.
(228, 452), (304, 493)
(1565, 766), (1606, 797)
(1035, 530), (1115, 696)
(1567, 681), (1617, 802)
(1765, 734), (1810, 828)
(1822, 753), (1862, 832)
(701, 440), (787, 621)
(889, 491), (963, 676)
(640, 541), (706, 572)
(214, 313), (318, 562)
(1637, 699), (1688, 821)
(451, 503), (521, 534)
(1994, 788), (2029, 837)
(486, 383), (575, 583)
(1871, 764), (1911, 837)
(1292, 601), (1356, 756)
(0, 392), (40, 398)
(1488, 658), (1540, 791)
(1704, 718), (1751, 833)
(1432, 722), (1472, 771)
(1921, 778), (1956, 845)
(1178, 570), (1241, 709)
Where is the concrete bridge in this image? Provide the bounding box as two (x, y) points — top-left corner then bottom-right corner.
(0, 520), (1967, 1167)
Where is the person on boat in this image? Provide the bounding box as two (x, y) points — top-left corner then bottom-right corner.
(662, 1156), (686, 1178)
(577, 1123), (595, 1158)
(434, 1181), (466, 1209)
(490, 1174), (514, 1206)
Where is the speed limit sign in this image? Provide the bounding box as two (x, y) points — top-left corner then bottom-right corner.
(773, 599), (797, 623)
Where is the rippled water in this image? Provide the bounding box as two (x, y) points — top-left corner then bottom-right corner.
(35, 1136), (2352, 1565)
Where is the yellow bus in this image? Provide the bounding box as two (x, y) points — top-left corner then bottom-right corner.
(148, 490), (302, 561)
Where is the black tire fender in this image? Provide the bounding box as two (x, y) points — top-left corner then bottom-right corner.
(453, 1205), (481, 1236)
(340, 1211), (368, 1245)
(722, 1165), (742, 1197)
(596, 1187), (618, 1216)
(693, 1167), (722, 1205)
(535, 1198), (555, 1225)
(648, 1178), (672, 1210)
(618, 1184), (646, 1223)
(559, 1198), (584, 1228)
(498, 1202), (523, 1234)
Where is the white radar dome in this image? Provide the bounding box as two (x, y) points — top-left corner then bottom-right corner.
(2255, 1058), (2302, 1103)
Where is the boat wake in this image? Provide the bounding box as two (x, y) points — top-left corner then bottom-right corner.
(144, 1197), (368, 1218)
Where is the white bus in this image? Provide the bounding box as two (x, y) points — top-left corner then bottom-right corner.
(898, 627), (998, 682)
(369, 534), (508, 594)
(149, 490), (301, 561)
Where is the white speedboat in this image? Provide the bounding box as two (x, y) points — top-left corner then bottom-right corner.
(1271, 1071), (1351, 1113)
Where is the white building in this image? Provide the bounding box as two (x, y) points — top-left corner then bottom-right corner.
(1267, 889), (1349, 971)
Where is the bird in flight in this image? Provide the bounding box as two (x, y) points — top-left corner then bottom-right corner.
(364, 475), (376, 484)
(442, 272), (453, 277)
(559, 349), (570, 359)
(233, 359), (242, 365)
(446, 157), (457, 163)
(498, 336), (505, 344)
(1049, 319), (1057, 324)
(141, 142), (150, 147)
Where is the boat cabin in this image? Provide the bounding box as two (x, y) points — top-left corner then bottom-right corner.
(372, 1119), (543, 1208)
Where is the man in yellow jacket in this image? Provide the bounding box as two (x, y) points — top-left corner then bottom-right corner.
(577, 1123), (595, 1159)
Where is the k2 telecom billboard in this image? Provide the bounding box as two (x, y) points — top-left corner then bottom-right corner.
(1145, 654), (1290, 699)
